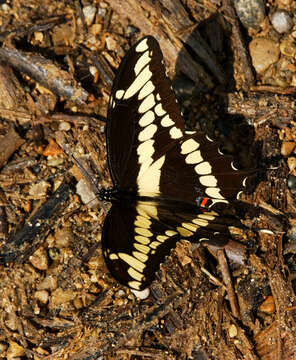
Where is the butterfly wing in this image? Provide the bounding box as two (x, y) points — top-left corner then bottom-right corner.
(106, 36), (247, 204)
(102, 202), (180, 290)
(102, 201), (237, 290)
(103, 36), (249, 289)
(106, 36), (184, 192)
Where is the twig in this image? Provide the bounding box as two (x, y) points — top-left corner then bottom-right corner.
(217, 249), (240, 318)
(222, 0), (255, 90)
(0, 47), (88, 105)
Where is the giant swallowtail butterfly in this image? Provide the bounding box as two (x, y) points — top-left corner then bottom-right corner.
(100, 36), (248, 291)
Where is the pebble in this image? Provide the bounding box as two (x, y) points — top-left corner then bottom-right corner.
(271, 10), (293, 34)
(55, 226), (73, 248)
(234, 0), (266, 29)
(7, 341), (25, 360)
(281, 141), (296, 156)
(48, 247), (60, 261)
(89, 65), (98, 77)
(249, 38), (280, 74)
(28, 180), (50, 197)
(229, 324), (238, 338)
(287, 174), (296, 189)
(34, 290), (49, 304)
(5, 315), (17, 331)
(131, 288), (150, 299)
(0, 342), (8, 355)
(105, 36), (117, 51)
(43, 139), (63, 157)
(29, 248), (49, 270)
(73, 296), (83, 309)
(90, 23), (102, 36)
(83, 5), (97, 26)
(287, 157), (296, 171)
(76, 178), (99, 207)
(259, 295), (275, 314)
(58, 121), (71, 131)
(38, 275), (58, 291)
(50, 288), (76, 307)
(47, 155), (64, 167)
(280, 39), (296, 57)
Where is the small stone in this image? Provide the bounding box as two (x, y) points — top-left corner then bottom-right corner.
(89, 65), (98, 77)
(7, 341), (25, 360)
(43, 139), (63, 157)
(105, 36), (117, 51)
(281, 141), (296, 156)
(259, 295), (275, 314)
(83, 5), (97, 26)
(271, 10), (293, 34)
(5, 315), (17, 331)
(28, 180), (50, 197)
(29, 248), (49, 270)
(76, 178), (99, 207)
(287, 157), (296, 172)
(73, 296), (83, 309)
(0, 342), (8, 354)
(58, 121), (71, 131)
(229, 324), (238, 338)
(90, 23), (102, 36)
(280, 39), (296, 57)
(34, 31), (44, 42)
(287, 174), (296, 189)
(48, 247), (60, 261)
(47, 155), (64, 167)
(234, 0), (266, 29)
(38, 275), (58, 291)
(55, 226), (73, 248)
(51, 24), (75, 47)
(50, 288), (76, 306)
(249, 38), (280, 74)
(131, 288), (150, 299)
(34, 290), (49, 304)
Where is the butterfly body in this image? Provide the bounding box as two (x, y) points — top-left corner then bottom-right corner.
(101, 36), (248, 290)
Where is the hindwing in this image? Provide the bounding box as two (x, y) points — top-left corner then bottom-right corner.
(102, 201), (235, 290)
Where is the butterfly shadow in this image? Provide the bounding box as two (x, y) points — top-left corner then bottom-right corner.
(171, 15), (283, 246)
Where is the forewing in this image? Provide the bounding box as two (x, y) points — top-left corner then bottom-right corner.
(106, 36), (184, 190)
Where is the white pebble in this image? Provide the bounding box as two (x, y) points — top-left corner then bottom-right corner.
(271, 10), (293, 34)
(130, 288), (150, 299)
(83, 5), (97, 26)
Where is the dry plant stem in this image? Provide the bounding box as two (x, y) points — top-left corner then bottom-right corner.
(217, 248), (240, 318)
(89, 52), (115, 91)
(0, 47), (88, 105)
(222, 0), (255, 90)
(0, 128), (25, 168)
(251, 85), (296, 95)
(0, 183), (70, 264)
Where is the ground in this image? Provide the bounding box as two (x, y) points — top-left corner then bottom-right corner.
(0, 0), (296, 359)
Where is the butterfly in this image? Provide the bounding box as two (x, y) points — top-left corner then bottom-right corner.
(100, 36), (248, 291)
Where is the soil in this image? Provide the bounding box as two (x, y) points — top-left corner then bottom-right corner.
(0, 1), (295, 359)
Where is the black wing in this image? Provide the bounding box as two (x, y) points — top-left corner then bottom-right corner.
(103, 36), (249, 290)
(102, 201), (235, 290)
(106, 36), (248, 204)
(106, 36), (184, 192)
